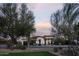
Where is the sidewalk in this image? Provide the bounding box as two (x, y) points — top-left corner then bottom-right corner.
(48, 51), (62, 56)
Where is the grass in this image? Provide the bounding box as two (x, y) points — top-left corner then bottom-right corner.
(0, 51), (56, 56)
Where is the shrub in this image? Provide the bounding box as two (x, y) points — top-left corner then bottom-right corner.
(15, 44), (26, 50)
(0, 39), (8, 44)
(54, 37), (65, 45)
(7, 40), (14, 48)
(30, 40), (36, 45)
(53, 47), (58, 52)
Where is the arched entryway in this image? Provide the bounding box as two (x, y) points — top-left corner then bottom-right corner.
(36, 37), (45, 45)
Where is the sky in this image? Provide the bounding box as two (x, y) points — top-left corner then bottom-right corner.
(28, 3), (63, 36)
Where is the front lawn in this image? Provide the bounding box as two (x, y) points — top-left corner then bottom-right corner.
(0, 51), (56, 56)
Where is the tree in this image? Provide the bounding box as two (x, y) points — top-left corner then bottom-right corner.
(17, 4), (35, 48)
(74, 22), (79, 43)
(51, 3), (79, 55)
(0, 3), (35, 48)
(63, 4), (79, 55)
(50, 10), (64, 45)
(0, 3), (18, 43)
(62, 3), (79, 45)
(0, 16), (7, 33)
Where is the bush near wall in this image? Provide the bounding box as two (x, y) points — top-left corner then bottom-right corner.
(15, 43), (26, 50)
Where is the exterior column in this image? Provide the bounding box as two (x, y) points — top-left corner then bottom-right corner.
(45, 39), (46, 45)
(44, 40), (46, 45)
(21, 41), (24, 45)
(51, 39), (52, 45)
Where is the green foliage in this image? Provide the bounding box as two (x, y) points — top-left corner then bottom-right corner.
(18, 4), (35, 48)
(0, 3), (18, 43)
(0, 38), (12, 45)
(0, 3), (18, 34)
(53, 47), (58, 52)
(51, 3), (79, 55)
(30, 40), (36, 45)
(7, 40), (14, 48)
(0, 16), (7, 33)
(74, 22), (79, 36)
(18, 4), (35, 36)
(0, 39), (7, 44)
(54, 37), (65, 45)
(0, 3), (35, 47)
(51, 3), (79, 41)
(15, 44), (26, 50)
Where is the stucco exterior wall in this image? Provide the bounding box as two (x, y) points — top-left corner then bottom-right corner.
(36, 37), (45, 44)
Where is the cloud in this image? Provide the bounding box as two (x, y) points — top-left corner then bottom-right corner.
(28, 4), (43, 11)
(35, 21), (51, 30)
(28, 3), (63, 12)
(34, 21), (52, 36)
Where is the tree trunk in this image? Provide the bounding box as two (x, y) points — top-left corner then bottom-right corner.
(27, 35), (30, 48)
(10, 34), (17, 44)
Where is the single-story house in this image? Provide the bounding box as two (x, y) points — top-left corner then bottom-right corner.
(16, 35), (54, 46)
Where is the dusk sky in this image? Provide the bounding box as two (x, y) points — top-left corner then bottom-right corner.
(28, 3), (63, 36)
